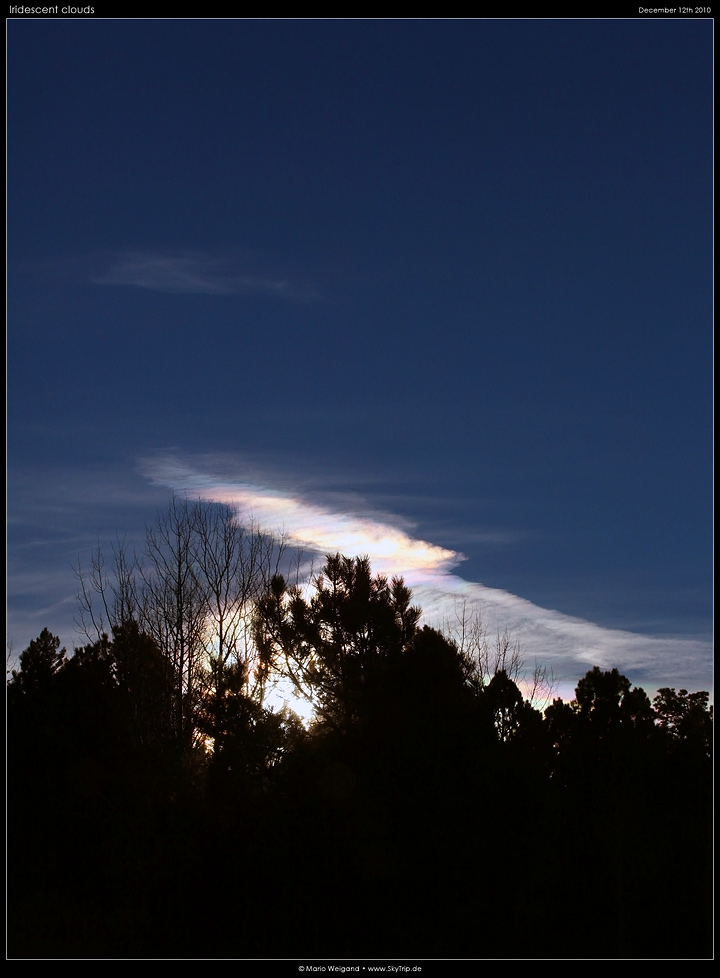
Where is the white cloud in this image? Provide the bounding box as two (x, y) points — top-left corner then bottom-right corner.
(140, 452), (714, 700)
(91, 250), (307, 298)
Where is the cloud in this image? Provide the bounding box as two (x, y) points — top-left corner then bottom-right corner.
(90, 250), (312, 298)
(139, 452), (714, 700)
(139, 452), (461, 576)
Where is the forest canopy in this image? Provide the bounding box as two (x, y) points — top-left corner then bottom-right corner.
(7, 497), (713, 960)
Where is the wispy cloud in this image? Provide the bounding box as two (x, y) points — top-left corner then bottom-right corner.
(139, 452), (714, 700)
(139, 453), (460, 576)
(90, 250), (314, 299)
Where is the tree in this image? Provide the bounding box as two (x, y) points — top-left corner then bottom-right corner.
(652, 686), (712, 760)
(444, 598), (557, 709)
(9, 628), (66, 695)
(544, 667), (714, 956)
(481, 668), (541, 744)
(191, 503), (282, 704)
(74, 505), (203, 749)
(253, 554), (422, 730)
(544, 665), (656, 790)
(111, 620), (176, 754)
(8, 629), (71, 788)
(74, 536), (140, 641)
(74, 495), (288, 752)
(196, 659), (305, 803)
(575, 665), (655, 737)
(138, 496), (208, 747)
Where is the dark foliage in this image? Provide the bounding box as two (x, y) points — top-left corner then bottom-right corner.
(7, 555), (713, 959)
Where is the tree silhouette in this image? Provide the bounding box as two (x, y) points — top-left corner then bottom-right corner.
(191, 504), (283, 703)
(253, 554), (422, 730)
(9, 627), (66, 694)
(74, 497), (287, 752)
(652, 686), (712, 758)
(7, 544), (714, 959)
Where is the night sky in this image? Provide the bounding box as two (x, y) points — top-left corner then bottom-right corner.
(7, 18), (713, 704)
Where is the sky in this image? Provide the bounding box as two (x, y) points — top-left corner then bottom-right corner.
(7, 17), (713, 706)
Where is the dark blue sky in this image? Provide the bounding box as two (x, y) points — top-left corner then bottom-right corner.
(7, 18), (713, 699)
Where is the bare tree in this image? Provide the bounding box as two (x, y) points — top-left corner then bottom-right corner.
(444, 598), (556, 709)
(73, 494), (294, 749)
(191, 502), (285, 703)
(74, 536), (140, 642)
(138, 496), (208, 747)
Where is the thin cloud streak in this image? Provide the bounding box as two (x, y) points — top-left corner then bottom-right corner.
(91, 250), (311, 298)
(140, 453), (713, 699)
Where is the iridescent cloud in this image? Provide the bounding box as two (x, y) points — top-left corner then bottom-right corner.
(139, 452), (713, 701)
